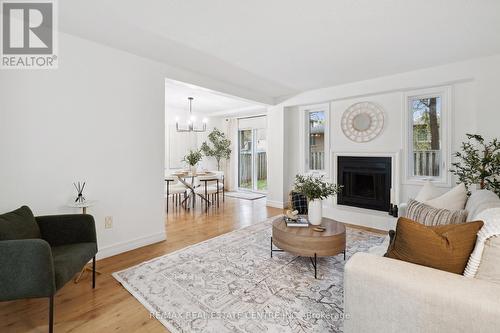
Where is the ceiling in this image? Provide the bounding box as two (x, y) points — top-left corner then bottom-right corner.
(164, 79), (262, 116)
(60, 1), (500, 104)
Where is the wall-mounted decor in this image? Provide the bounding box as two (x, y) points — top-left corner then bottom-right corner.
(341, 102), (385, 142)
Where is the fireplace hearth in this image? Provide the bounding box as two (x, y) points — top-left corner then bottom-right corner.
(337, 156), (391, 212)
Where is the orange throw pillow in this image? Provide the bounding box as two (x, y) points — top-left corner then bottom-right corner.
(385, 217), (483, 274)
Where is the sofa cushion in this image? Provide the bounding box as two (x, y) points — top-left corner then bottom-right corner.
(476, 235), (500, 284)
(407, 199), (468, 226)
(465, 189), (500, 221)
(0, 206), (41, 241)
(424, 183), (468, 210)
(51, 242), (98, 290)
(385, 217), (483, 274)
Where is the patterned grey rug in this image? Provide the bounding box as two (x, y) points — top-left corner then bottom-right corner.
(113, 216), (385, 333)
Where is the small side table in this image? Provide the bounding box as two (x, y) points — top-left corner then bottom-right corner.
(66, 200), (102, 283)
(67, 200), (96, 214)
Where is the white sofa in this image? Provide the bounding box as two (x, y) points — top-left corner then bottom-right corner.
(344, 190), (500, 333)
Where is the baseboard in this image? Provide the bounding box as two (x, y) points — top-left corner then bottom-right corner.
(266, 200), (286, 209)
(96, 231), (167, 260)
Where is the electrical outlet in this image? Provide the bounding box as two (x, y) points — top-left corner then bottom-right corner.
(104, 216), (113, 229)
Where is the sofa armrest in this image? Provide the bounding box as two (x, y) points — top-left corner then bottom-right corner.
(398, 202), (407, 218)
(0, 239), (55, 301)
(36, 214), (97, 247)
(344, 252), (500, 333)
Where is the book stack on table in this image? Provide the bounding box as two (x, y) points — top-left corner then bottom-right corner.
(284, 216), (309, 227)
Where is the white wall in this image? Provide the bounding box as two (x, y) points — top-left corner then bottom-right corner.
(266, 106), (286, 207)
(0, 33), (177, 259)
(268, 54), (500, 209)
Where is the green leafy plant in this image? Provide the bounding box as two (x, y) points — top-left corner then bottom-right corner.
(200, 128), (232, 170)
(293, 174), (343, 201)
(183, 149), (203, 166)
(450, 133), (500, 196)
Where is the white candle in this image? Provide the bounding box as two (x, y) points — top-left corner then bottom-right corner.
(390, 188), (395, 204)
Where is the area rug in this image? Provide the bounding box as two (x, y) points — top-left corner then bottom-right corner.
(224, 191), (266, 200)
(113, 216), (385, 333)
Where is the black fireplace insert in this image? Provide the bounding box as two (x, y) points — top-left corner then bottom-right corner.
(337, 156), (391, 212)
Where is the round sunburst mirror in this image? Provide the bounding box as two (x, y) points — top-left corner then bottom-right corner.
(341, 102), (385, 143)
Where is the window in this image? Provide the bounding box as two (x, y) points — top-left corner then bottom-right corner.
(299, 104), (330, 175)
(404, 87), (451, 185)
(308, 111), (325, 170)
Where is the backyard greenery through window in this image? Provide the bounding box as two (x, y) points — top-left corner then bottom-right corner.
(410, 96), (442, 178)
(308, 111), (325, 170)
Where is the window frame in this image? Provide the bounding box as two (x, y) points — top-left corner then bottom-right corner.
(299, 103), (330, 177)
(403, 86), (452, 187)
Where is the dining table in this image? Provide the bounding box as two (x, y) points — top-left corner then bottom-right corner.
(172, 171), (214, 209)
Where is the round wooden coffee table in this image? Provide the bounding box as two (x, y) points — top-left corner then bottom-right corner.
(271, 217), (346, 278)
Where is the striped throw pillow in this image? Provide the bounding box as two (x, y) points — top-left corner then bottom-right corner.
(406, 199), (468, 226)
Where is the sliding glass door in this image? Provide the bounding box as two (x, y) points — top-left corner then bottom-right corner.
(238, 124), (267, 192)
(238, 129), (253, 190)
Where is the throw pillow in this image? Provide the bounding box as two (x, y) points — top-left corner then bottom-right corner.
(406, 199), (468, 226)
(415, 180), (442, 202)
(475, 235), (500, 284)
(424, 183), (468, 211)
(385, 217), (484, 274)
(290, 191), (308, 214)
(463, 206), (500, 278)
(0, 206), (41, 240)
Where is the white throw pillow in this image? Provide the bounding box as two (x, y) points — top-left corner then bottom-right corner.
(424, 183), (468, 211)
(415, 180), (442, 202)
(475, 235), (500, 284)
(463, 207), (500, 278)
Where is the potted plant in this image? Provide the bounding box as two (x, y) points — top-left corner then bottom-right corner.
(183, 149), (203, 174)
(450, 133), (500, 196)
(200, 128), (232, 171)
(293, 174), (343, 225)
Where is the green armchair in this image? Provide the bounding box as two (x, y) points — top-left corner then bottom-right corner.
(0, 206), (98, 333)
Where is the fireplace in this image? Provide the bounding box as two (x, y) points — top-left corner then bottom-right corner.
(337, 156), (391, 212)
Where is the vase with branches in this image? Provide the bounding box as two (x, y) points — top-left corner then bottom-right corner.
(200, 128), (232, 171)
(293, 174), (343, 225)
(450, 134), (500, 196)
(183, 149), (203, 174)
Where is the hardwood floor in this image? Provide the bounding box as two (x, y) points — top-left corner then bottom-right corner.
(0, 197), (282, 333)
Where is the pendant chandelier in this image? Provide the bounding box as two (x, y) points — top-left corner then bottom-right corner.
(175, 97), (207, 132)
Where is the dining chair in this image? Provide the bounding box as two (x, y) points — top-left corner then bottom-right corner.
(213, 171), (225, 202)
(194, 175), (221, 212)
(165, 176), (187, 212)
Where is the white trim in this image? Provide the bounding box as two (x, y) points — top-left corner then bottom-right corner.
(402, 86), (452, 187)
(96, 231), (166, 260)
(266, 200), (286, 209)
(298, 103), (331, 177)
(332, 151), (401, 205)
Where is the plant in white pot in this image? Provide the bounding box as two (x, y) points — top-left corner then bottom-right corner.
(183, 149), (203, 174)
(293, 174), (343, 225)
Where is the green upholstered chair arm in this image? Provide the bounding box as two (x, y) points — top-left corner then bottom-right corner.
(0, 239), (55, 301)
(36, 214), (97, 247)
